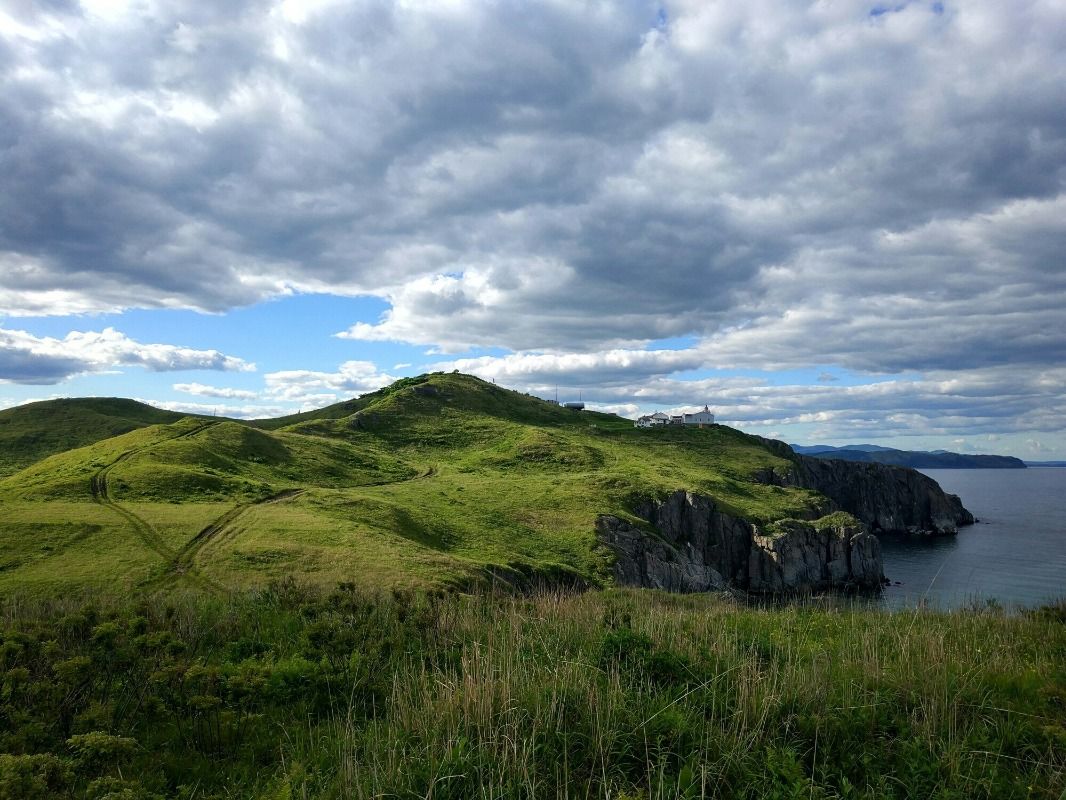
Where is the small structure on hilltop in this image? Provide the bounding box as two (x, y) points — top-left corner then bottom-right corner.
(635, 405), (715, 428)
(635, 411), (671, 428)
(563, 401), (585, 411)
(684, 405), (716, 426)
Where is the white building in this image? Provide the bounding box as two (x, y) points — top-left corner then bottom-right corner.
(635, 411), (670, 428)
(682, 406), (715, 426)
(634, 407), (715, 428)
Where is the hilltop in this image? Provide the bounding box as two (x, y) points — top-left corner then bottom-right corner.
(0, 372), (971, 596)
(0, 397), (193, 478)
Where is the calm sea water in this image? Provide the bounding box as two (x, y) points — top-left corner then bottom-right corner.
(878, 468), (1066, 609)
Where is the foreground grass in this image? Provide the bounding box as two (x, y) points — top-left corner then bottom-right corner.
(1, 586), (1063, 799)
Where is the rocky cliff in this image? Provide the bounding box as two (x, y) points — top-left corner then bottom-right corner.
(596, 492), (884, 595)
(753, 438), (975, 534)
(597, 442), (974, 595)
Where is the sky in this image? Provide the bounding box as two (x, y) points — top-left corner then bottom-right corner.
(1, 0), (1064, 459)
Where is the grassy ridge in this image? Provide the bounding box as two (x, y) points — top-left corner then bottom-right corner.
(0, 373), (831, 593)
(0, 586), (1062, 798)
(0, 398), (191, 478)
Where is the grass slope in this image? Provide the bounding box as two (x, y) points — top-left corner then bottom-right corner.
(0, 397), (191, 478)
(0, 586), (1062, 798)
(0, 373), (829, 594)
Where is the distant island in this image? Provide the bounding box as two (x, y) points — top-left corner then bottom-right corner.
(790, 443), (1027, 469)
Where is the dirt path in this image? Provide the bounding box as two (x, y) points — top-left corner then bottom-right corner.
(90, 420), (222, 582)
(170, 488), (307, 580)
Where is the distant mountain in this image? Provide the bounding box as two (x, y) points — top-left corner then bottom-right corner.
(789, 443), (1026, 469)
(1025, 461), (1066, 467)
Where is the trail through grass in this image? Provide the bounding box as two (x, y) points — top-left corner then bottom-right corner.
(0, 373), (831, 593)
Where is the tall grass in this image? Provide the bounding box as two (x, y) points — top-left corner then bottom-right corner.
(1, 585), (1063, 798)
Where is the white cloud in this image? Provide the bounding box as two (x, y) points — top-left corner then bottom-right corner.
(0, 326), (254, 384)
(2, 1), (1061, 362)
(173, 382), (258, 400)
(144, 399), (289, 420)
(264, 360), (395, 405)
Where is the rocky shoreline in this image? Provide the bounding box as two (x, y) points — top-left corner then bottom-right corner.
(597, 444), (975, 595)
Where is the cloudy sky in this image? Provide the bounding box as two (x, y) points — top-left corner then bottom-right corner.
(1, 0), (1064, 458)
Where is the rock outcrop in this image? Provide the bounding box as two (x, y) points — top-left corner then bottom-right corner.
(753, 439), (974, 535)
(597, 491), (885, 595)
(748, 517), (883, 593)
(596, 439), (975, 595)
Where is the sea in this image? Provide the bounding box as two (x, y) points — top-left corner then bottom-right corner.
(878, 468), (1066, 610)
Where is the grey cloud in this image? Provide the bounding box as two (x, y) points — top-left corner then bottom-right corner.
(0, 348), (87, 385)
(0, 1), (1064, 394)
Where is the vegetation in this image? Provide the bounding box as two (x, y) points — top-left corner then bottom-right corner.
(0, 373), (827, 594)
(0, 585), (1062, 799)
(0, 398), (191, 479)
(1, 374), (1062, 797)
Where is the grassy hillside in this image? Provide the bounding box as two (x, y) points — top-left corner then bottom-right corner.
(0, 372), (828, 595)
(0, 586), (1062, 799)
(1, 376), (1061, 799)
(0, 397), (192, 478)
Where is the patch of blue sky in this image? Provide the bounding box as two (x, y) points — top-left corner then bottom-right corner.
(867, 2), (942, 19)
(5, 294), (430, 376)
(437, 345), (513, 360)
(644, 335), (699, 351)
(869, 3), (909, 18)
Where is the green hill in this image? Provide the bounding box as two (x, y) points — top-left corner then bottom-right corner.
(0, 372), (834, 595)
(0, 397), (193, 478)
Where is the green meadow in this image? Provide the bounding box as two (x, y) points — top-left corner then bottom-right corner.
(0, 372), (825, 595)
(0, 586), (1063, 799)
(0, 372), (1062, 798)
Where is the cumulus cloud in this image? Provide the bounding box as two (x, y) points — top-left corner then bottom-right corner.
(0, 326), (254, 384)
(173, 382), (258, 400)
(1, 1), (1064, 449)
(145, 399), (288, 420)
(264, 360), (395, 406)
(0, 2), (1061, 358)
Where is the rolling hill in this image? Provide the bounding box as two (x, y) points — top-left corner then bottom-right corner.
(0, 397), (195, 478)
(0, 374), (814, 594)
(0, 373), (970, 596)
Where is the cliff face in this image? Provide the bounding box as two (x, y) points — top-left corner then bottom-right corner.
(596, 491), (884, 595)
(753, 439), (975, 534)
(597, 442), (974, 595)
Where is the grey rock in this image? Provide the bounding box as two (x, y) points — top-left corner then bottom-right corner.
(754, 439), (974, 535)
(597, 491), (885, 595)
(748, 518), (879, 593)
(595, 514), (726, 592)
